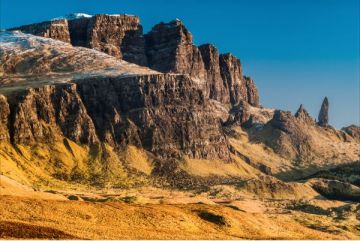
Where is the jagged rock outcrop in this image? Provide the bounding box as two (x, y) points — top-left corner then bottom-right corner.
(318, 97), (329, 127)
(244, 76), (260, 107)
(76, 74), (230, 160)
(342, 125), (360, 140)
(225, 100), (251, 126)
(145, 20), (260, 107)
(295, 104), (315, 125)
(145, 20), (206, 81)
(218, 56), (259, 106)
(9, 19), (71, 43)
(1, 69), (230, 161)
(198, 44), (225, 102)
(11, 15), (148, 66)
(219, 53), (246, 105)
(253, 110), (314, 159)
(9, 16), (260, 107)
(2, 19), (360, 191)
(8, 85), (99, 145)
(145, 20), (259, 107)
(81, 14), (147, 66)
(0, 95), (10, 141)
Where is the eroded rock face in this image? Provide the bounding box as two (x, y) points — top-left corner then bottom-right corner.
(218, 55), (259, 106)
(0, 95), (10, 141)
(11, 15), (148, 66)
(9, 19), (71, 43)
(2, 74), (230, 161)
(295, 104), (315, 125)
(10, 16), (260, 107)
(225, 100), (251, 126)
(84, 15), (147, 66)
(310, 179), (360, 202)
(199, 44), (226, 102)
(76, 74), (230, 160)
(318, 97), (329, 127)
(145, 22), (260, 107)
(244, 76), (259, 107)
(219, 53), (245, 105)
(145, 20), (206, 82)
(8, 85), (98, 145)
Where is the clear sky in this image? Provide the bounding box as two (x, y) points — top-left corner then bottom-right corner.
(1, 0), (359, 128)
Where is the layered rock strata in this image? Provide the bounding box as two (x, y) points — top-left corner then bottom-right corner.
(0, 75), (230, 161)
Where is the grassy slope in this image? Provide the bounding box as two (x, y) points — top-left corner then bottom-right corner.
(1, 195), (357, 240)
(0, 140), (150, 191)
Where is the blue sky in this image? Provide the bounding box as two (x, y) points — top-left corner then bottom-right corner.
(1, 0), (359, 128)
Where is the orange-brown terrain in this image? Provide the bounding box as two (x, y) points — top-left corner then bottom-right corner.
(0, 13), (359, 240)
(1, 175), (360, 240)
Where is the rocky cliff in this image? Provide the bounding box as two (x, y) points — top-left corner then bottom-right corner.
(1, 75), (229, 161)
(2, 16), (359, 189)
(10, 14), (148, 66)
(10, 14), (259, 107)
(0, 95), (10, 141)
(0, 31), (229, 162)
(9, 19), (71, 43)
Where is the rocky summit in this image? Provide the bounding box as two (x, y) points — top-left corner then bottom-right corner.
(1, 13), (360, 240)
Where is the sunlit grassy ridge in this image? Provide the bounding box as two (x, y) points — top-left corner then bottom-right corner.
(0, 138), (151, 191)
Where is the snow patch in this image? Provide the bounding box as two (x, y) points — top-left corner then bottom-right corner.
(0, 31), (71, 53)
(52, 13), (93, 21)
(51, 13), (138, 21)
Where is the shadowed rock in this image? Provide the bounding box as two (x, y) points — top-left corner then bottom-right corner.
(318, 97), (329, 127)
(198, 44), (225, 101)
(0, 95), (10, 141)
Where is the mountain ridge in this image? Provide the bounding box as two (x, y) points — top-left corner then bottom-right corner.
(1, 12), (360, 240)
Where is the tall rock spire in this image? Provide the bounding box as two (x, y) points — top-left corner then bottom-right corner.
(318, 97), (329, 126)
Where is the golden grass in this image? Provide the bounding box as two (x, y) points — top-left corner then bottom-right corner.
(1, 195), (358, 240)
(228, 126), (293, 174)
(0, 175), (66, 200)
(179, 154), (260, 178)
(123, 145), (153, 175)
(0, 138), (136, 191)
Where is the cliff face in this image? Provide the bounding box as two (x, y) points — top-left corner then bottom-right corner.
(145, 20), (206, 82)
(145, 21), (259, 107)
(76, 74), (230, 160)
(10, 15), (259, 107)
(11, 15), (148, 66)
(7, 85), (99, 146)
(0, 95), (10, 142)
(10, 19), (71, 43)
(198, 44), (224, 102)
(1, 56), (229, 161)
(84, 15), (147, 66)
